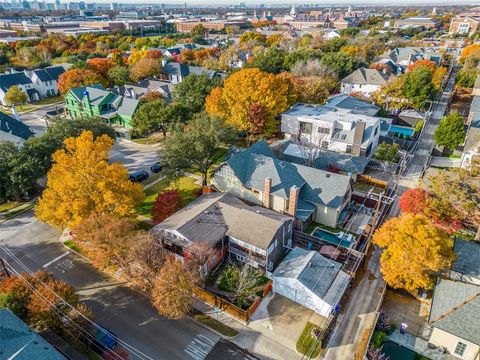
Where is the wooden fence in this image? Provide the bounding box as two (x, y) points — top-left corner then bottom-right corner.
(357, 174), (387, 188)
(194, 287), (261, 323)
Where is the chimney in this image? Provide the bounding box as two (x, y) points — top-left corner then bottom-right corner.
(262, 177), (272, 208)
(351, 120), (366, 156)
(288, 185), (300, 217)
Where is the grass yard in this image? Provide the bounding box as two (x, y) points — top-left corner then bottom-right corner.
(137, 176), (201, 218)
(2, 96), (63, 114)
(192, 311), (239, 337)
(0, 201), (22, 213)
(296, 322), (323, 358)
(64, 240), (82, 253)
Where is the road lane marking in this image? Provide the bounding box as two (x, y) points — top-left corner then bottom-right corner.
(42, 252), (70, 268)
(184, 334), (215, 360)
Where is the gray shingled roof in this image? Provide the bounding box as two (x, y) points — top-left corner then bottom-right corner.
(151, 192), (291, 250)
(429, 278), (480, 346)
(226, 140), (351, 209)
(0, 309), (66, 360)
(274, 247), (351, 306)
(33, 65), (65, 82)
(452, 238), (480, 281)
(282, 142), (369, 174)
(325, 94), (380, 117)
(0, 111), (34, 140)
(341, 67), (394, 86)
(0, 72), (32, 92)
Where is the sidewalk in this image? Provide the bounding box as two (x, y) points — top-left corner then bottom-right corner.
(193, 297), (303, 360)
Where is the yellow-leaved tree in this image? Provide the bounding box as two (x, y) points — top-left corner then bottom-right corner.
(35, 131), (144, 229)
(372, 213), (455, 295)
(205, 68), (291, 137)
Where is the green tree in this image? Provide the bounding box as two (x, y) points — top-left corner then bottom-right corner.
(320, 52), (356, 78)
(191, 24), (207, 38)
(164, 113), (236, 185)
(108, 65), (130, 86)
(402, 66), (434, 110)
(434, 112), (466, 151)
(374, 142), (400, 163)
(172, 74), (222, 117)
(5, 85), (27, 107)
(132, 99), (168, 137)
(245, 48), (288, 74)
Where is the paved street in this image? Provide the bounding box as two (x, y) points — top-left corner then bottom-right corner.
(18, 103), (64, 135)
(0, 211), (256, 360)
(110, 139), (161, 172)
(323, 60), (458, 360)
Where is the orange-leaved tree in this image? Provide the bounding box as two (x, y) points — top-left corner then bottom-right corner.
(205, 68), (290, 137)
(373, 213), (455, 295)
(151, 256), (197, 319)
(57, 69), (104, 95)
(87, 58), (115, 78)
(407, 59), (436, 73)
(460, 43), (480, 61)
(35, 131), (144, 229)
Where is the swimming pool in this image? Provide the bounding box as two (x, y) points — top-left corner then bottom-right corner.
(311, 228), (354, 248)
(388, 125), (414, 137)
(381, 341), (417, 360)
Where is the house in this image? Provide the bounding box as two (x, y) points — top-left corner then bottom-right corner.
(0, 111), (34, 144)
(428, 278), (480, 360)
(212, 141), (352, 228)
(64, 84), (139, 133)
(462, 96), (480, 169)
(151, 192), (294, 274)
(0, 308), (67, 359)
(27, 65), (65, 97)
(161, 62), (223, 84)
(340, 67), (394, 97)
(376, 47), (442, 73)
(449, 238), (480, 285)
(0, 66), (65, 105)
(397, 109), (424, 128)
(393, 17), (439, 29)
(276, 140), (370, 181)
(0, 71), (39, 105)
(281, 94), (382, 157)
(273, 246), (351, 317)
(112, 79), (174, 102)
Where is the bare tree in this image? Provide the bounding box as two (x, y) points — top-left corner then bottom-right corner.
(184, 241), (213, 282)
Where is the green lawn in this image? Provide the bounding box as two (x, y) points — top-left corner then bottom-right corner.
(192, 310), (238, 337)
(137, 176), (201, 218)
(296, 322), (323, 358)
(2, 95), (63, 114)
(0, 201), (22, 213)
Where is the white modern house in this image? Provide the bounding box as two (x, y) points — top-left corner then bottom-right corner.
(273, 247), (351, 317)
(340, 67), (394, 97)
(281, 94), (382, 157)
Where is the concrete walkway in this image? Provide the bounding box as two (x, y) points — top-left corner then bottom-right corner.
(194, 296), (303, 360)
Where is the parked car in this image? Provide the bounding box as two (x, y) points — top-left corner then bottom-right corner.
(150, 162), (163, 173)
(128, 170), (149, 183)
(92, 325), (118, 355)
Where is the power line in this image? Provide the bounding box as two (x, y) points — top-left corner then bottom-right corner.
(0, 243), (154, 360)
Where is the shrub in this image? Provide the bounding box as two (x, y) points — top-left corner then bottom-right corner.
(371, 330), (387, 349)
(219, 266), (239, 292)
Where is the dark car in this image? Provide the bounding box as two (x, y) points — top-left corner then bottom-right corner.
(150, 162), (163, 173)
(92, 325), (118, 354)
(128, 170), (149, 183)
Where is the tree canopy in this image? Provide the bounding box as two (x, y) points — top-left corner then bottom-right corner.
(373, 213), (455, 294)
(434, 112), (466, 151)
(58, 69), (104, 95)
(35, 131), (144, 229)
(5, 85), (27, 106)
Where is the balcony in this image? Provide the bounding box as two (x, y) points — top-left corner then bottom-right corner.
(228, 244), (266, 268)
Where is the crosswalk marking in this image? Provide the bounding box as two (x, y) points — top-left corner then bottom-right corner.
(184, 334), (215, 360)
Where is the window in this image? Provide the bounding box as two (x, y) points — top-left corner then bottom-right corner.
(454, 341), (467, 357)
(321, 141), (329, 149)
(299, 121), (312, 135)
(318, 127), (330, 134)
(374, 126), (378, 136)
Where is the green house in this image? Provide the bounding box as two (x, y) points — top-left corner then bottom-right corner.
(64, 84), (139, 130)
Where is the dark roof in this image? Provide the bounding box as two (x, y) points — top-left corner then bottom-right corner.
(162, 62), (219, 78)
(0, 72), (32, 92)
(0, 111), (34, 140)
(32, 65), (66, 82)
(429, 278), (480, 345)
(223, 140), (351, 209)
(152, 192), (291, 250)
(452, 238), (480, 281)
(281, 141), (369, 174)
(0, 309), (67, 360)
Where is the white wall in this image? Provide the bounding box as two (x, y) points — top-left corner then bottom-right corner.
(429, 327), (480, 360)
(341, 82), (380, 96)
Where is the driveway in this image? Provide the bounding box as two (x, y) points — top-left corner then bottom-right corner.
(249, 294), (315, 352)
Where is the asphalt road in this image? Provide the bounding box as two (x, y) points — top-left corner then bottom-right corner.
(0, 211), (256, 360)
